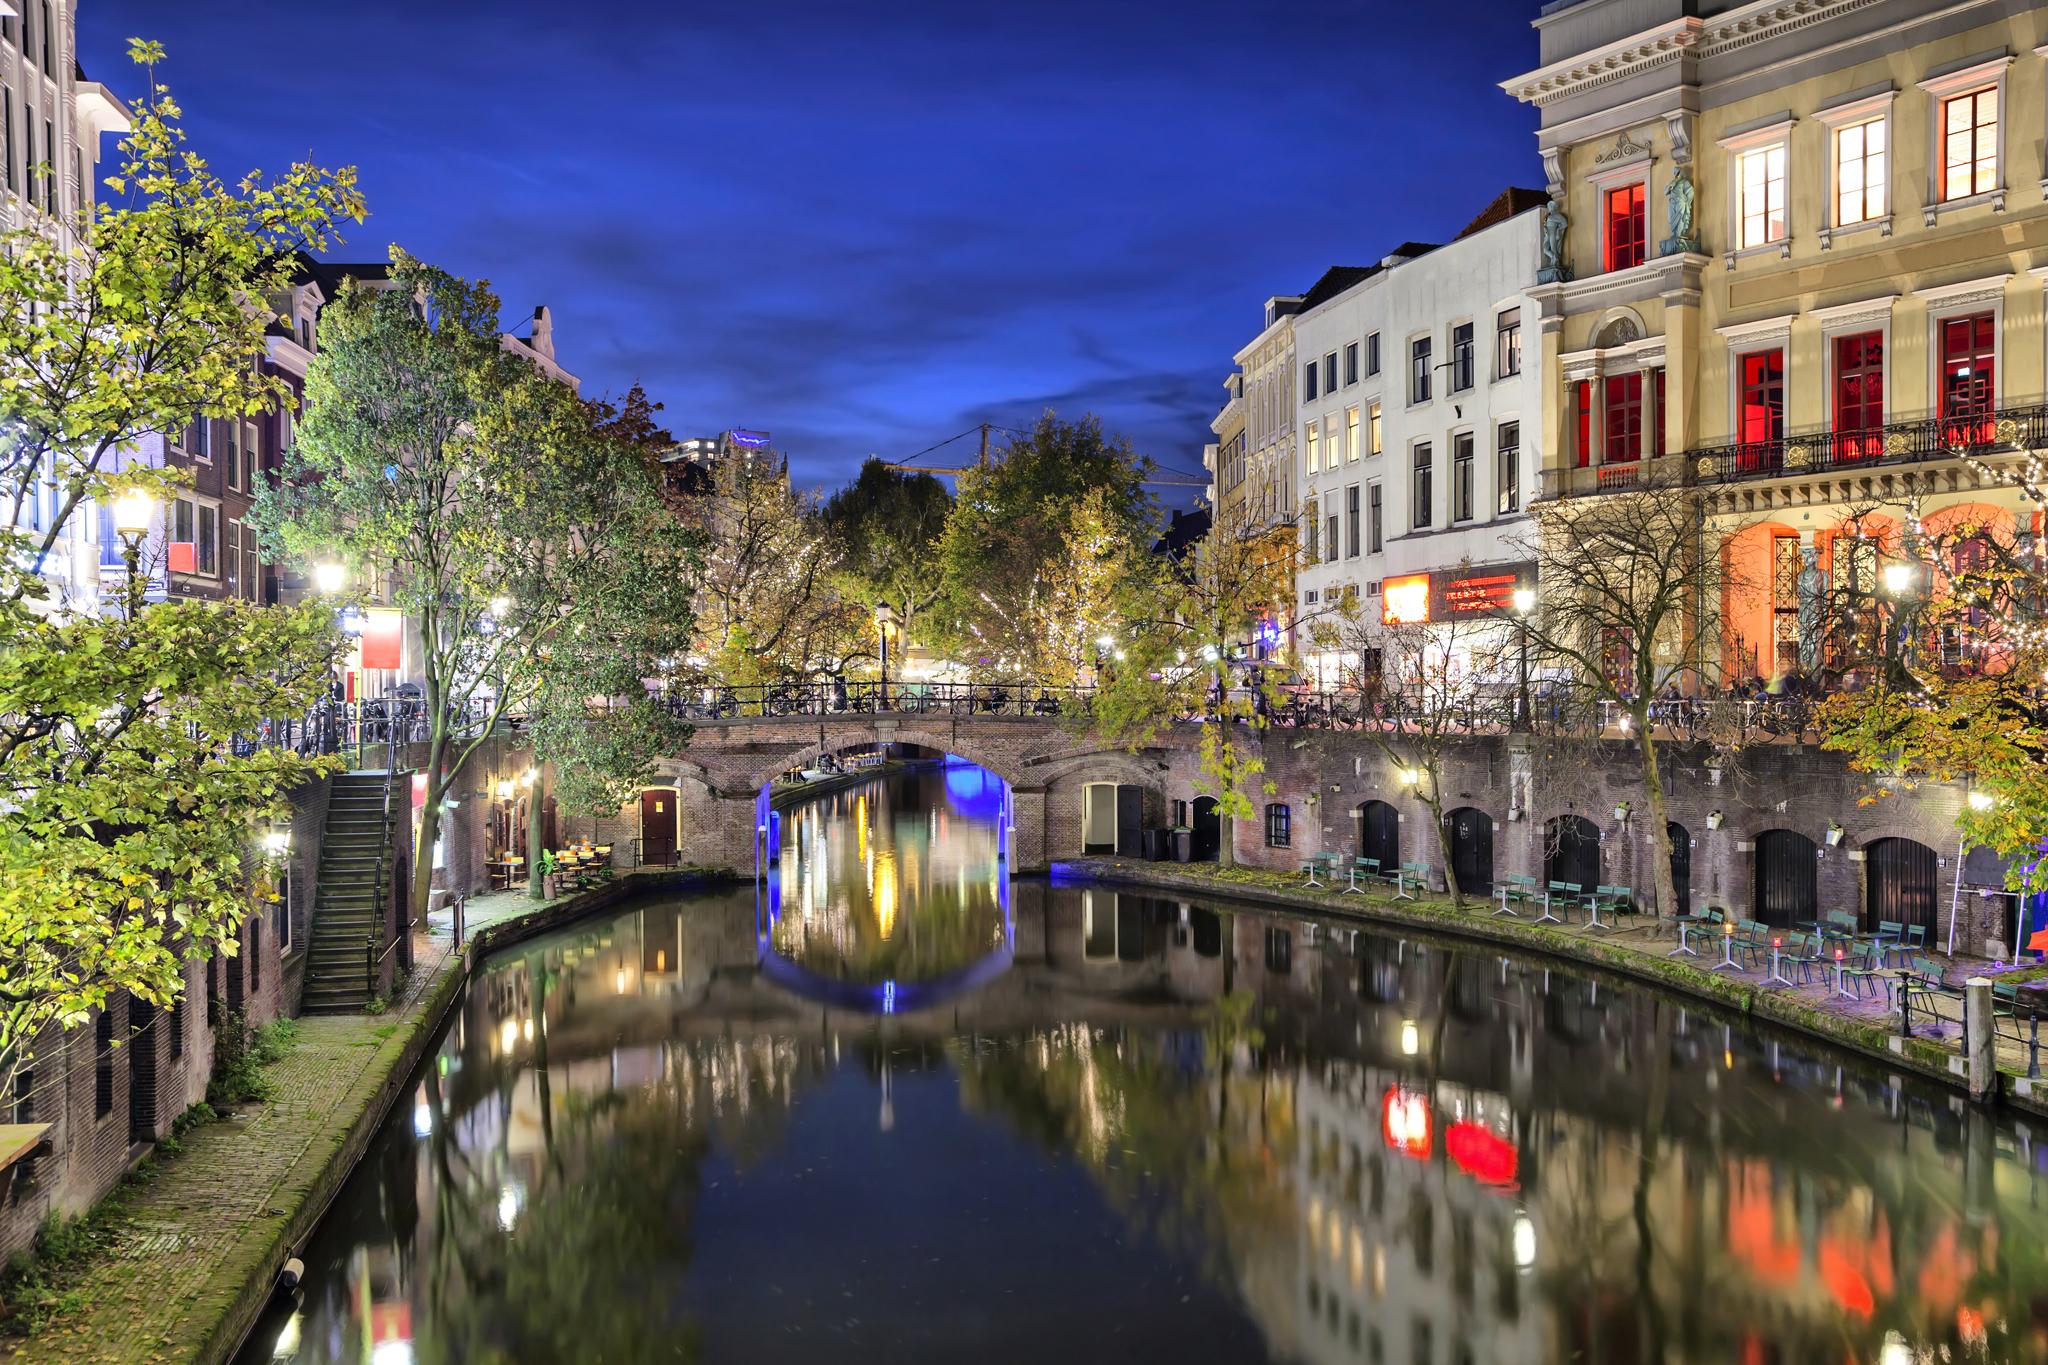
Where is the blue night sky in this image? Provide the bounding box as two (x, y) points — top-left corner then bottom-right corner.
(82, 1), (1541, 497)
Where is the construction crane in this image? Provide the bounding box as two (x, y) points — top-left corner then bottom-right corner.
(879, 422), (1211, 487)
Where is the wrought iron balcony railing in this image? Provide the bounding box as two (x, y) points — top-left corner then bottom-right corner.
(1539, 400), (2047, 500)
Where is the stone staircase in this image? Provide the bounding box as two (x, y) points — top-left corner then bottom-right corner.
(301, 771), (399, 1014)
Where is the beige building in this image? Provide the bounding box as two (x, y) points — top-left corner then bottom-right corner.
(1205, 370), (1249, 528)
(1507, 0), (2048, 684)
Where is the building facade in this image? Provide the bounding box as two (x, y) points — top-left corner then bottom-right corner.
(4, 0), (129, 614)
(1205, 370), (1248, 522)
(1235, 296), (1303, 533)
(1506, 0), (2048, 686)
(1294, 196), (1548, 687)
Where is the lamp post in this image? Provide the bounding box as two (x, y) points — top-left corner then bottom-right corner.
(312, 561), (350, 755)
(1511, 586), (1536, 732)
(110, 488), (156, 619)
(873, 601), (897, 711)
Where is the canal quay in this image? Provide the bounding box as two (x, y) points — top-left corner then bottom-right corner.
(181, 758), (2048, 1365)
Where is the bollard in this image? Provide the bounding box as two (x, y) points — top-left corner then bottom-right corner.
(1964, 976), (1995, 1103)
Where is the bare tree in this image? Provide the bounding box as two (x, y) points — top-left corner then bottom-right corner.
(1514, 476), (1751, 919)
(1314, 576), (1511, 907)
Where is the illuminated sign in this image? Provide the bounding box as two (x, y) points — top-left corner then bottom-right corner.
(1382, 574), (1431, 625)
(1444, 573), (1520, 615)
(1446, 1121), (1518, 1187)
(729, 429), (772, 449)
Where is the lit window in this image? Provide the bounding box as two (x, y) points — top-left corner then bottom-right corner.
(1495, 308), (1521, 378)
(1941, 89), (1998, 201)
(1834, 117), (1886, 225)
(1737, 144), (1787, 248)
(1305, 421), (1319, 474)
(1603, 373), (1644, 464)
(1383, 574), (1430, 625)
(1345, 406), (1359, 463)
(1603, 183), (1645, 272)
(1367, 402), (1382, 456)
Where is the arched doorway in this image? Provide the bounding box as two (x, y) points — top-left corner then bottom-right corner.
(1865, 837), (1938, 934)
(1191, 797), (1221, 862)
(1447, 808), (1493, 895)
(1667, 822), (1691, 916)
(1544, 815), (1600, 892)
(1356, 800), (1400, 868)
(1754, 829), (1818, 927)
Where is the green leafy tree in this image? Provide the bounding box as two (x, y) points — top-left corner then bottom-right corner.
(930, 412), (1155, 677)
(0, 40), (361, 1094)
(253, 254), (698, 919)
(818, 457), (950, 647)
(1092, 505), (1301, 864)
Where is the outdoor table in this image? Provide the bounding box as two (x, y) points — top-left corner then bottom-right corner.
(1762, 933), (1798, 986)
(1828, 958), (1860, 999)
(1391, 866), (1417, 901)
(1584, 892), (1616, 934)
(1707, 924), (1744, 973)
(1668, 913), (1707, 958)
(1493, 883), (1521, 918)
(1533, 887), (1567, 926)
(1342, 860), (1367, 895)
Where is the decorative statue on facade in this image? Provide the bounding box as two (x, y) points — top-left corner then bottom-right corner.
(1537, 197), (1572, 283)
(1661, 168), (1700, 255)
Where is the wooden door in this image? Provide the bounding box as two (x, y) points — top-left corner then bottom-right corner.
(640, 789), (677, 866)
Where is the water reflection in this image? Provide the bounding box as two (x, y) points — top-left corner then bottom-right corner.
(245, 867), (2048, 1362)
(768, 761), (1009, 988)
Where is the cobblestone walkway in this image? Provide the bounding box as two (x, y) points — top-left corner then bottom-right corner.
(2, 885), (574, 1365)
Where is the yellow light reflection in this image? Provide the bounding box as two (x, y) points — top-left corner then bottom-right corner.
(872, 849), (899, 939)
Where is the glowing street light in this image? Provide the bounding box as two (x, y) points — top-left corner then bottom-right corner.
(1881, 562), (1915, 595)
(313, 561), (347, 595)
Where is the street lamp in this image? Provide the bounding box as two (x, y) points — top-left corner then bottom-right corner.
(873, 601), (898, 711)
(1511, 586), (1536, 733)
(110, 487), (155, 617)
(313, 561), (347, 596)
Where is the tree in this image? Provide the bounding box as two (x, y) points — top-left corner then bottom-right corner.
(253, 254), (699, 920)
(930, 412), (1155, 677)
(0, 40), (362, 1095)
(682, 452), (860, 687)
(1315, 583), (1510, 907)
(818, 457), (951, 647)
(1515, 478), (1742, 919)
(1818, 487), (2048, 900)
(1092, 504), (1301, 865)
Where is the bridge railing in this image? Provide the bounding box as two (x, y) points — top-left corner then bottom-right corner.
(658, 680), (1093, 720)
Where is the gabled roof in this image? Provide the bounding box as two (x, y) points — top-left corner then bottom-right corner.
(1453, 187), (1550, 241)
(1299, 266), (1376, 313)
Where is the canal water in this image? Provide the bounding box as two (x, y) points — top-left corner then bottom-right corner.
(243, 758), (2048, 1365)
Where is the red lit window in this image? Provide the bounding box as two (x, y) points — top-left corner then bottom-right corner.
(1604, 184), (1646, 272)
(1603, 372), (1643, 464)
(1939, 312), (1994, 445)
(1738, 349), (1784, 471)
(1574, 379), (1592, 468)
(1833, 331), (1884, 460)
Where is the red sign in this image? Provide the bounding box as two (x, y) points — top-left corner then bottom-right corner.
(1446, 1120), (1518, 1187)
(361, 609), (404, 670)
(1381, 1087), (1432, 1159)
(1444, 573), (1520, 614)
(1382, 574), (1431, 626)
(166, 541), (196, 575)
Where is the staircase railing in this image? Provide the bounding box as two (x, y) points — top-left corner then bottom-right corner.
(365, 754), (399, 1001)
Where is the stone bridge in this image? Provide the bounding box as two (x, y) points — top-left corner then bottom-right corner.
(641, 713), (1194, 873)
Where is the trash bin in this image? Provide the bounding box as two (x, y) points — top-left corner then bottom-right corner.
(1142, 828), (1166, 861)
(1171, 828), (1193, 863)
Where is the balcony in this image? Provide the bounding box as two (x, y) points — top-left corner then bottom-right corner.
(1539, 400), (2048, 501)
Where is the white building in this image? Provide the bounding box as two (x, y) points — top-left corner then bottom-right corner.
(1233, 295), (1302, 532)
(1294, 189), (1549, 688)
(4, 2), (130, 614)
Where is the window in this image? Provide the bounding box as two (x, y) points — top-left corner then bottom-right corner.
(1345, 485), (1360, 558)
(40, 118), (49, 209)
(1604, 372), (1644, 464)
(1833, 331), (1884, 456)
(1835, 117), (1887, 225)
(1345, 406), (1360, 463)
(94, 1007), (113, 1119)
(1264, 803), (1292, 848)
(1304, 359), (1319, 402)
(1450, 323), (1474, 392)
(1574, 379), (1593, 467)
(1652, 367), (1667, 457)
(1738, 349), (1785, 462)
(1939, 312), (1995, 440)
(1736, 144), (1788, 248)
(1324, 352), (1338, 395)
(1496, 421), (1520, 513)
(1304, 510), (1318, 562)
(1941, 88), (1998, 201)
(224, 520), (240, 596)
(3, 89), (13, 194)
(1603, 183), (1646, 271)
(225, 423), (243, 492)
(1344, 342), (1359, 386)
(1368, 402), (1382, 456)
(19, 115), (29, 210)
(250, 920), (261, 994)
(1323, 510), (1339, 564)
(1328, 414), (1345, 466)
(1451, 433), (1474, 522)
(1305, 421), (1319, 474)
(1365, 332), (1380, 377)
(1411, 443), (1432, 528)
(1409, 337), (1432, 404)
(172, 497), (219, 577)
(1367, 482), (1383, 554)
(1495, 308), (1521, 378)
(38, 1), (50, 77)
(184, 417), (213, 463)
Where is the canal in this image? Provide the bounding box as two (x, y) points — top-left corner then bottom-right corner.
(242, 757), (2048, 1364)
